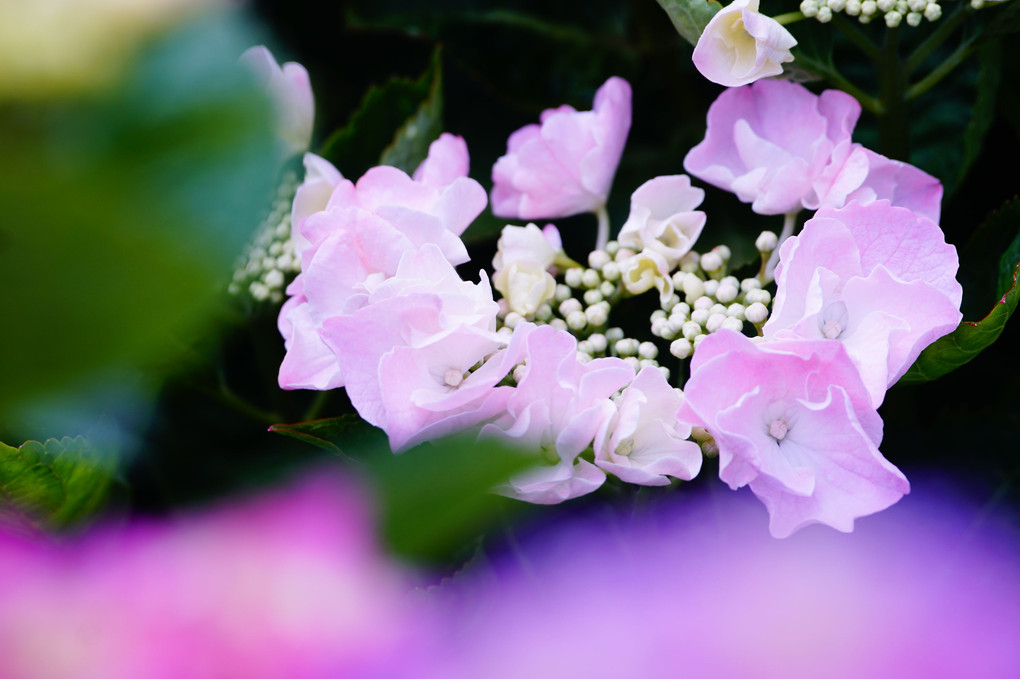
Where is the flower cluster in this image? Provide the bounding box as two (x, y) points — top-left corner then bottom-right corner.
(277, 66), (962, 535)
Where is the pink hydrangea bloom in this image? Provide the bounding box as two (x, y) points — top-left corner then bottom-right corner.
(692, 0), (797, 87)
(684, 79), (860, 215)
(491, 77), (632, 219)
(279, 140), (487, 391)
(320, 244), (512, 452)
(593, 366), (703, 485)
(819, 145), (943, 222)
(0, 476), (422, 679)
(413, 133), (471, 190)
(240, 45), (314, 156)
(617, 174), (706, 266)
(681, 330), (910, 537)
(765, 201), (962, 405)
(481, 324), (635, 504)
(685, 79), (944, 219)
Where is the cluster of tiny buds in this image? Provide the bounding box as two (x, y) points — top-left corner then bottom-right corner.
(646, 245), (772, 361)
(801, 0), (941, 26)
(229, 172), (301, 304)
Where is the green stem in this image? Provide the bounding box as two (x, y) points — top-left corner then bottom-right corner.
(825, 69), (883, 115)
(907, 40), (977, 101)
(773, 11), (806, 25)
(877, 27), (910, 161)
(905, 4), (972, 74)
(303, 389), (330, 421)
(833, 15), (882, 62)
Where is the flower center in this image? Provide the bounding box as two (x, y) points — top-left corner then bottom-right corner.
(768, 419), (788, 441)
(821, 319), (843, 339)
(443, 369), (465, 388)
(615, 438), (635, 457)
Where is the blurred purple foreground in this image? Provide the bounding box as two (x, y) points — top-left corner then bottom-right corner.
(1, 475), (1018, 678)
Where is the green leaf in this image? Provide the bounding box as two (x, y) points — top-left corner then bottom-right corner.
(900, 261), (1019, 383)
(378, 54), (444, 173)
(0, 11), (278, 411)
(318, 49), (441, 177)
(269, 414), (386, 458)
(366, 434), (535, 563)
(0, 436), (116, 532)
(999, 227), (1020, 298)
(656, 0), (722, 46)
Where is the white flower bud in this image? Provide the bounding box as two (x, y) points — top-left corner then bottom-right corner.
(513, 364), (528, 383)
(651, 309), (667, 322)
(671, 271), (687, 289)
(582, 268), (601, 289)
(906, 11), (922, 25)
(549, 318), (568, 331)
(578, 340), (594, 355)
(614, 247), (636, 262)
(661, 293), (681, 312)
(740, 277), (762, 292)
(504, 311), (525, 329)
(679, 252), (700, 273)
(745, 288), (772, 306)
(564, 267), (584, 288)
(702, 279), (720, 297)
(264, 269), (284, 289)
(600, 281), (617, 297)
(896, 0), (909, 13)
(606, 327), (624, 342)
(249, 281), (269, 301)
(566, 310), (588, 331)
(670, 338), (693, 359)
(585, 304), (608, 327)
(862, 0), (877, 15)
(706, 313), (727, 333)
(716, 282), (739, 303)
(692, 334), (707, 348)
(666, 316), (686, 335)
(801, 0), (819, 17)
(638, 341), (659, 360)
(577, 351), (593, 364)
(885, 10), (902, 26)
(623, 356), (641, 371)
(682, 275), (705, 300)
(727, 303), (746, 319)
(651, 317), (669, 337)
(701, 439), (719, 458)
(745, 302), (770, 324)
(588, 333), (608, 353)
(713, 245), (731, 262)
(925, 2), (941, 19)
(588, 250), (611, 270)
(817, 6), (832, 22)
(828, 0), (847, 10)
(700, 250), (723, 274)
(535, 303), (553, 321)
(859, 12), (872, 22)
(682, 321), (702, 341)
(555, 284), (572, 302)
(673, 302), (691, 317)
(721, 317), (744, 333)
(497, 326), (515, 342)
(605, 240), (620, 256)
(584, 289), (604, 306)
(755, 230), (779, 252)
(601, 261), (621, 282)
(658, 366), (671, 381)
(559, 298), (582, 316)
(691, 308), (711, 326)
(693, 296), (713, 311)
(709, 303), (727, 316)
(615, 338), (639, 356)
(846, 0), (862, 14)
(907, 0), (926, 11)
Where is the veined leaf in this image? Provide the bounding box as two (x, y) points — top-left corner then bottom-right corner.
(656, 0), (722, 47)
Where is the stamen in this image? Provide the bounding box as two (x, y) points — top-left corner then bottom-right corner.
(768, 419), (788, 441)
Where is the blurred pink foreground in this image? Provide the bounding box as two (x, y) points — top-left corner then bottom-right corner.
(1, 474), (1018, 678)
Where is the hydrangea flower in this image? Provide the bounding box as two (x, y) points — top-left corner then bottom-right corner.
(765, 201), (962, 405)
(691, 0), (797, 87)
(278, 139), (487, 391)
(593, 366), (703, 485)
(240, 45), (314, 156)
(491, 223), (561, 316)
(617, 174), (706, 267)
(681, 330), (910, 537)
(491, 77), (632, 220)
(684, 79), (860, 215)
(481, 324), (635, 504)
